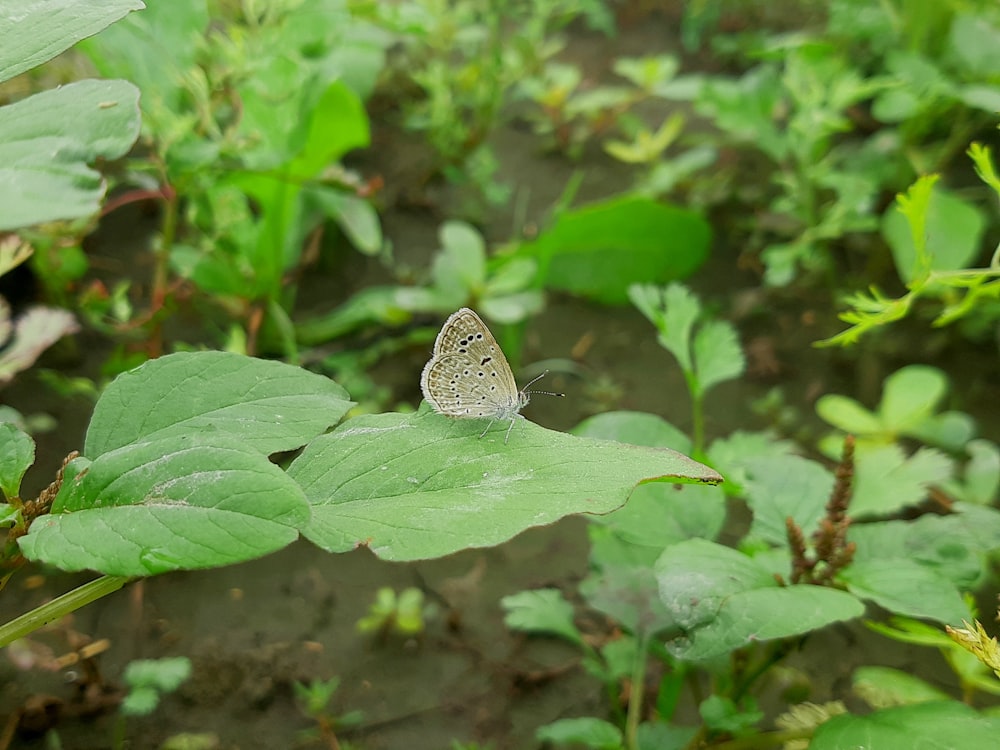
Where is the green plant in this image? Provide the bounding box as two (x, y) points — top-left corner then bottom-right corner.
(110, 656), (193, 749)
(1, 350), (720, 645)
(500, 283), (1000, 748)
(74, 0), (387, 358)
(294, 676), (364, 747)
(820, 144), (1000, 347)
(356, 586), (427, 638)
(356, 0), (613, 207)
(0, 1), (140, 395)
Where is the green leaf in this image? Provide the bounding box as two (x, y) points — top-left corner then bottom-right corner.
(124, 656), (192, 692)
(573, 411), (691, 453)
(84, 351), (352, 457)
(883, 187), (987, 283)
(811, 701), (1000, 750)
(581, 564), (676, 637)
(743, 455), (834, 546)
(852, 666), (951, 709)
(849, 510), (1000, 591)
(79, 0), (207, 113)
(629, 283), (699, 374)
(536, 717), (624, 750)
(432, 221), (487, 298)
(19, 434), (310, 576)
(691, 319), (745, 394)
(518, 197), (710, 304)
(707, 430), (797, 495)
(0, 423), (35, 500)
(306, 187), (382, 256)
(815, 394), (882, 435)
(655, 540), (864, 660)
(942, 440), (1000, 505)
(501, 589), (582, 645)
(288, 81), (370, 177)
(590, 484), (726, 562)
(839, 559), (970, 624)
(878, 365), (947, 432)
(0, 0), (144, 83)
(947, 13), (1000, 78)
(288, 410), (721, 561)
(0, 79), (141, 230)
(851, 445), (952, 517)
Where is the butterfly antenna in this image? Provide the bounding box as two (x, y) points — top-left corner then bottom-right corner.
(522, 370), (565, 398)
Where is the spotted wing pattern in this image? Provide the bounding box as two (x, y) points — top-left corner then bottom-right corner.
(420, 308), (526, 419)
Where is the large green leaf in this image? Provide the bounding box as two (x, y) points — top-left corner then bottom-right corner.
(517, 197), (710, 304)
(0, 79), (141, 230)
(0, 0), (144, 83)
(85, 351), (352, 457)
(19, 435), (310, 576)
(18, 351), (352, 576)
(655, 539), (864, 660)
(811, 701), (1000, 750)
(839, 559), (970, 624)
(288, 409), (722, 561)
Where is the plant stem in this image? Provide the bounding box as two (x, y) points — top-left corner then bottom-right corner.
(625, 633), (651, 750)
(0, 575), (132, 646)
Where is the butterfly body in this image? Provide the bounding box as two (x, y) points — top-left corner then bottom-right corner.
(421, 308), (544, 442)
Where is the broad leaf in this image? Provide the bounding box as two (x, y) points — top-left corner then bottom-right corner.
(0, 79), (141, 230)
(743, 455), (834, 546)
(518, 197), (710, 304)
(85, 351), (352, 457)
(0, 0), (144, 83)
(811, 701), (1000, 750)
(839, 559), (970, 624)
(655, 540), (863, 661)
(19, 435), (310, 576)
(289, 410), (722, 561)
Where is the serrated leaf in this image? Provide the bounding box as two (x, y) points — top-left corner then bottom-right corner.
(852, 445), (953, 516)
(692, 319), (744, 393)
(501, 589), (582, 645)
(289, 409), (721, 561)
(743, 455), (834, 545)
(85, 351), (352, 457)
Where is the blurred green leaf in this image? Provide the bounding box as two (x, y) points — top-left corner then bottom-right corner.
(502, 589), (582, 645)
(0, 0), (144, 83)
(519, 197), (710, 304)
(811, 701), (1000, 749)
(0, 423), (35, 500)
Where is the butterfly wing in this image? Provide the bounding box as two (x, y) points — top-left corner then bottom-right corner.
(420, 308), (522, 418)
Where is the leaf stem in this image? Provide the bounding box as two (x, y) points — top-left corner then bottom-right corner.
(0, 575), (132, 647)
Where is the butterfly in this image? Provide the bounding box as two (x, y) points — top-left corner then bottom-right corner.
(420, 308), (561, 442)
